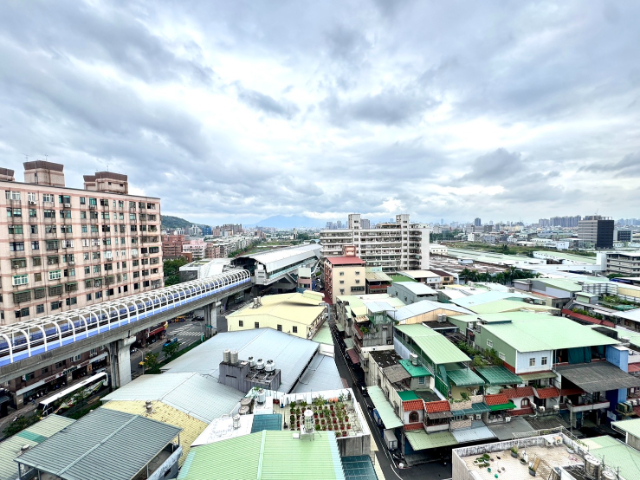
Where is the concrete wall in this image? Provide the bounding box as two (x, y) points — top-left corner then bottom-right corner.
(515, 350), (554, 375)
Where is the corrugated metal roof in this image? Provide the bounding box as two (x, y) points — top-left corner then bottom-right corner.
(102, 372), (243, 423)
(467, 300), (559, 314)
(395, 324), (470, 365)
(556, 362), (640, 393)
(383, 364), (411, 384)
(451, 425), (496, 443)
(313, 323), (334, 345)
(0, 415), (75, 480)
(475, 366), (523, 385)
(447, 369), (484, 386)
(392, 282), (438, 295)
(336, 294), (405, 317)
(405, 430), (457, 450)
(242, 244), (321, 272)
(17, 409), (181, 480)
(393, 300), (471, 321)
(612, 418), (640, 438)
(342, 455), (378, 480)
(161, 329), (320, 392)
(399, 359), (431, 377)
(367, 386), (403, 429)
(178, 430), (345, 479)
(291, 353), (343, 393)
(228, 292), (324, 328)
(365, 270), (392, 282)
(452, 291), (535, 308)
(102, 400), (207, 466)
(581, 436), (640, 480)
(479, 314), (619, 352)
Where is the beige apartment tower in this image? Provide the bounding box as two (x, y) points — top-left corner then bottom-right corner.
(0, 161), (162, 325)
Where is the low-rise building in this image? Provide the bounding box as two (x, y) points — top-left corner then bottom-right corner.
(388, 282), (438, 304)
(364, 266), (392, 294)
(227, 291), (326, 340)
(324, 251), (366, 304)
(398, 270), (443, 288)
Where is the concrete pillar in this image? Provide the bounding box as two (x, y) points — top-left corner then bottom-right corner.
(204, 301), (221, 337)
(109, 337), (136, 387)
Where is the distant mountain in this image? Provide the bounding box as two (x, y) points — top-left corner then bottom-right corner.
(256, 215), (324, 229)
(162, 215), (206, 230)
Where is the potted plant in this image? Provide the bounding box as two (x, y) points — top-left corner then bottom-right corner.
(511, 446), (518, 458)
(335, 431), (341, 437)
(520, 458), (527, 465)
(529, 466), (536, 477)
(347, 424), (351, 429)
(342, 430), (347, 437)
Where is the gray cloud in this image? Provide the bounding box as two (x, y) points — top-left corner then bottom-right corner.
(0, 0), (639, 225)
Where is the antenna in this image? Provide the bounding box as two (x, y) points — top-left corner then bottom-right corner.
(22, 154), (30, 161)
(44, 154), (48, 162)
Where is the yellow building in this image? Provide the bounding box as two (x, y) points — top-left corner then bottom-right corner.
(325, 252), (366, 304)
(227, 291), (325, 339)
(101, 400), (207, 466)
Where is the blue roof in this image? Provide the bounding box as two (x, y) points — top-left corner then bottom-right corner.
(451, 291), (533, 308)
(291, 353), (343, 393)
(342, 455), (378, 480)
(251, 414), (283, 433)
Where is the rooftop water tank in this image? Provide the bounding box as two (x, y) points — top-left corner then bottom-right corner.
(584, 455), (601, 477)
(233, 414), (241, 429)
(257, 388), (266, 404)
(230, 350), (239, 364)
(410, 353), (418, 366)
(256, 358), (265, 370)
(240, 397), (252, 410)
(248, 356), (256, 368)
(239, 406), (250, 415)
(223, 349), (231, 363)
(265, 359), (275, 372)
(304, 409), (314, 432)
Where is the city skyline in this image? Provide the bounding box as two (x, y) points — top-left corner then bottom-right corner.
(0, 1), (639, 226)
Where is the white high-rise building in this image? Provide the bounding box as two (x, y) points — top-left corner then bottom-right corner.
(320, 214), (429, 272)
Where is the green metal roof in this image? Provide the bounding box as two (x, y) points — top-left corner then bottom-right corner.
(396, 324), (470, 365)
(397, 391), (420, 401)
(584, 435), (640, 480)
(489, 400), (516, 411)
(405, 430), (458, 450)
(390, 274), (417, 283)
(478, 314), (619, 352)
(312, 323), (334, 345)
(612, 418), (640, 438)
(459, 402), (491, 416)
(367, 386), (403, 429)
(0, 415), (75, 480)
(447, 369), (485, 387)
(475, 366), (523, 385)
(178, 430), (345, 479)
(17, 409), (181, 480)
(536, 278), (584, 292)
(399, 359), (432, 377)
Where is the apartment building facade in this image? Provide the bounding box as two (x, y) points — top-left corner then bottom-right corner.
(0, 161), (162, 325)
(320, 214), (430, 273)
(578, 215), (615, 249)
(324, 249), (366, 304)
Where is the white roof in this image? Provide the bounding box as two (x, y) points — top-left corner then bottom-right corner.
(161, 329), (321, 392)
(392, 300), (472, 322)
(242, 244), (321, 272)
(614, 309), (640, 323)
(393, 282), (437, 296)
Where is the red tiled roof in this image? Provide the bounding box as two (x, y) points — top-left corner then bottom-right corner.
(425, 400), (450, 413)
(404, 423), (424, 431)
(484, 394), (510, 406)
(628, 364), (640, 373)
(501, 387), (534, 399)
(511, 407), (534, 416)
(534, 387), (560, 399)
(403, 400), (424, 411)
(562, 309), (615, 327)
(326, 256), (365, 266)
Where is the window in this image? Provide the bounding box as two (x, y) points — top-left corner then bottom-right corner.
(418, 376), (426, 385)
(541, 356), (548, 366)
(6, 208), (22, 217)
(10, 242), (25, 251)
(31, 241), (39, 250)
(339, 271), (344, 276)
(355, 279), (360, 284)
(54, 360), (66, 368)
(499, 352), (506, 361)
(529, 358), (536, 367)
(15, 307), (29, 318)
(339, 289), (345, 294)
(34, 288), (45, 299)
(41, 367), (49, 374)
(80, 197), (86, 205)
(487, 339), (493, 348)
(293, 326), (298, 333)
(521, 398), (530, 407)
(30, 225), (37, 234)
(11, 258), (27, 268)
(408, 411), (419, 423)
(89, 197), (97, 206)
(29, 208), (37, 218)
(254, 322), (260, 329)
(339, 280), (344, 284)
(51, 301), (62, 310)
(86, 293), (92, 301)
(12, 275), (28, 286)
(66, 297), (77, 306)
(277, 324), (282, 331)
(49, 270), (62, 280)
(43, 193), (54, 203)
(34, 273), (42, 282)
(72, 354), (81, 362)
(49, 285), (63, 296)
(59, 210), (71, 219)
(43, 209), (55, 218)
(5, 190), (21, 200)
(8, 224), (23, 234)
(36, 304), (45, 314)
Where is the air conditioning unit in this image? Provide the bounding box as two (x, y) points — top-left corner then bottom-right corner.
(28, 201), (36, 205)
(475, 414), (482, 420)
(64, 203), (71, 208)
(12, 265), (20, 269)
(539, 406), (546, 413)
(505, 417), (511, 423)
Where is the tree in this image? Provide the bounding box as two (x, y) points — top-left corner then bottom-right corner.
(163, 258), (189, 286)
(143, 352), (159, 371)
(162, 341), (180, 359)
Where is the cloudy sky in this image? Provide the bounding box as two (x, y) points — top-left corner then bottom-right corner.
(1, 1), (639, 226)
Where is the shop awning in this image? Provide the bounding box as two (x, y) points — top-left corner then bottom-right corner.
(346, 348), (360, 364)
(368, 386), (403, 429)
(475, 366), (523, 385)
(489, 401), (516, 412)
(405, 430), (458, 450)
(447, 369), (485, 387)
(518, 371), (557, 381)
(459, 402), (491, 416)
(557, 362), (640, 393)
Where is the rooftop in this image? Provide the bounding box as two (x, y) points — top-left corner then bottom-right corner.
(466, 299), (559, 315)
(364, 269), (392, 282)
(398, 270), (442, 280)
(556, 362), (640, 393)
(102, 400), (207, 466)
(160, 329), (322, 393)
(399, 359), (431, 377)
(612, 418), (640, 438)
(395, 324), (470, 364)
(391, 300), (472, 322)
(391, 282), (438, 295)
(227, 292), (325, 327)
(451, 291), (535, 308)
(291, 353), (343, 393)
(178, 430), (345, 480)
(17, 409), (181, 480)
(389, 274), (417, 283)
(336, 294), (405, 317)
(0, 415), (75, 480)
(238, 244), (321, 272)
(475, 366), (523, 385)
(368, 386), (403, 429)
(471, 313), (620, 352)
(326, 256), (366, 266)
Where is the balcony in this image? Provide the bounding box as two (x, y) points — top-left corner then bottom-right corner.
(566, 400), (610, 413)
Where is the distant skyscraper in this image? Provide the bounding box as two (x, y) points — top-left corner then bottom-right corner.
(326, 221), (332, 229)
(361, 218), (371, 229)
(336, 220), (342, 229)
(474, 217), (482, 227)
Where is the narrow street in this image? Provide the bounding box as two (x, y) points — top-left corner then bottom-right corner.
(330, 317), (453, 480)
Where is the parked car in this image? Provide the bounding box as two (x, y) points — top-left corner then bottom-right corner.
(163, 337), (179, 348)
(192, 316), (204, 322)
